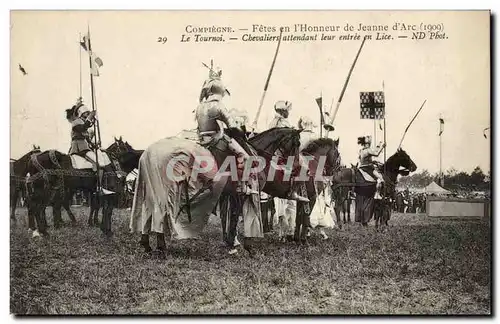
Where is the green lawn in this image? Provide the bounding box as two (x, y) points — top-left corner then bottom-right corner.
(10, 207), (491, 315)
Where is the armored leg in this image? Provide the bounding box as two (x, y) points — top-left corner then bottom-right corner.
(373, 168), (384, 200)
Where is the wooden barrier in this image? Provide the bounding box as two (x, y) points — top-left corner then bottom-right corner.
(426, 196), (490, 219)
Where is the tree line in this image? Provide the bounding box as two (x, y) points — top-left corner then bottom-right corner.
(398, 166), (491, 192)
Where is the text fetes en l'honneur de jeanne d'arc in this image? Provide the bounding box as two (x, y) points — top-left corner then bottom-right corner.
(183, 23), (428, 42)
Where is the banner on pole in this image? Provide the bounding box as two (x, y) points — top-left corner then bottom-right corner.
(360, 91), (385, 120)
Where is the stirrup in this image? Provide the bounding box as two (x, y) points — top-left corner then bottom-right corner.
(97, 187), (115, 196)
(290, 192), (310, 203)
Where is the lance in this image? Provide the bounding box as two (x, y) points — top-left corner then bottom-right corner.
(397, 99), (427, 149)
(325, 36), (367, 137)
(79, 32), (82, 98)
(86, 25), (102, 192)
(251, 28), (284, 132)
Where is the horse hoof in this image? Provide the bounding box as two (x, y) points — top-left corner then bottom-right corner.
(228, 248), (238, 255)
(234, 237), (241, 247)
(32, 230), (40, 238)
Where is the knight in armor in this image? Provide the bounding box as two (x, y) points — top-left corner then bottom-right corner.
(357, 135), (386, 199)
(66, 97), (113, 195)
(268, 101), (309, 202)
(297, 116), (317, 151)
(195, 66), (258, 195)
(269, 100), (292, 128)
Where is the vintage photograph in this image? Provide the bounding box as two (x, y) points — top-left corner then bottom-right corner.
(10, 10), (491, 315)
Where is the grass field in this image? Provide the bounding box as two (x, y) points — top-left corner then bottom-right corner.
(10, 206), (491, 315)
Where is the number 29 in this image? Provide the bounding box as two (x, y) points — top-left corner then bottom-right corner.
(157, 36), (168, 44)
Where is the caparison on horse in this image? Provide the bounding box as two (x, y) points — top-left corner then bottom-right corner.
(131, 126), (341, 257)
(330, 148), (417, 227)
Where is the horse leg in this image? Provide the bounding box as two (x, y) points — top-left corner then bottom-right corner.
(218, 196), (229, 246)
(334, 206), (342, 230)
(10, 189), (19, 222)
(33, 197), (49, 237)
(293, 204), (301, 242)
(27, 197), (37, 232)
(52, 200), (63, 229)
(156, 232), (166, 259)
(63, 191), (77, 225)
(140, 233), (152, 254)
(261, 201), (269, 234)
(300, 211), (309, 244)
(88, 194), (95, 226)
(100, 199), (113, 237)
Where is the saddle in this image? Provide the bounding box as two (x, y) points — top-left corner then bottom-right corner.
(351, 163), (381, 184)
(70, 150), (112, 170)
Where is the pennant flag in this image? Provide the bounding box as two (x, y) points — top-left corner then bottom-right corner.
(315, 97), (324, 125)
(90, 51), (103, 76)
(315, 97), (322, 109)
(439, 118), (444, 136)
(80, 34), (90, 51)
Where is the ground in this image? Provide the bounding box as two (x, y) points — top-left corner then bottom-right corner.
(10, 207), (491, 315)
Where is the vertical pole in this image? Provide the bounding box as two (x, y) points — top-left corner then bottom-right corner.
(87, 26), (101, 192)
(439, 130), (443, 187)
(79, 33), (82, 98)
(383, 81), (386, 171)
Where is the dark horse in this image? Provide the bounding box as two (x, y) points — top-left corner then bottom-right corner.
(217, 127), (304, 250)
(331, 183), (355, 227)
(219, 129), (341, 247)
(25, 139), (140, 237)
(292, 138), (341, 243)
(10, 145), (41, 222)
(86, 137), (143, 226)
(331, 148), (417, 227)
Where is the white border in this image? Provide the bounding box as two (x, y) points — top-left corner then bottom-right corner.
(2, 1), (497, 323)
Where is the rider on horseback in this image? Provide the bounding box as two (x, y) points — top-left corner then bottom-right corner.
(195, 66), (258, 195)
(268, 102), (309, 202)
(357, 135), (386, 199)
(66, 97), (113, 195)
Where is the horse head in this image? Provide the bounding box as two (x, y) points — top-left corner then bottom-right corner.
(248, 127), (302, 157)
(108, 136), (135, 156)
(301, 137), (341, 178)
(12, 145), (42, 176)
(387, 148), (417, 176)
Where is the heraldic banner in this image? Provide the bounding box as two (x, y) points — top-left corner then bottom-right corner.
(360, 91), (385, 120)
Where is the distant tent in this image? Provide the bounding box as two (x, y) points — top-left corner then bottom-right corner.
(424, 181), (451, 195)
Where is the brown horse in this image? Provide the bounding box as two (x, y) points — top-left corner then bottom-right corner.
(331, 148), (417, 227)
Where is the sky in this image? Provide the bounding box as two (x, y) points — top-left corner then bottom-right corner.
(10, 10), (490, 174)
